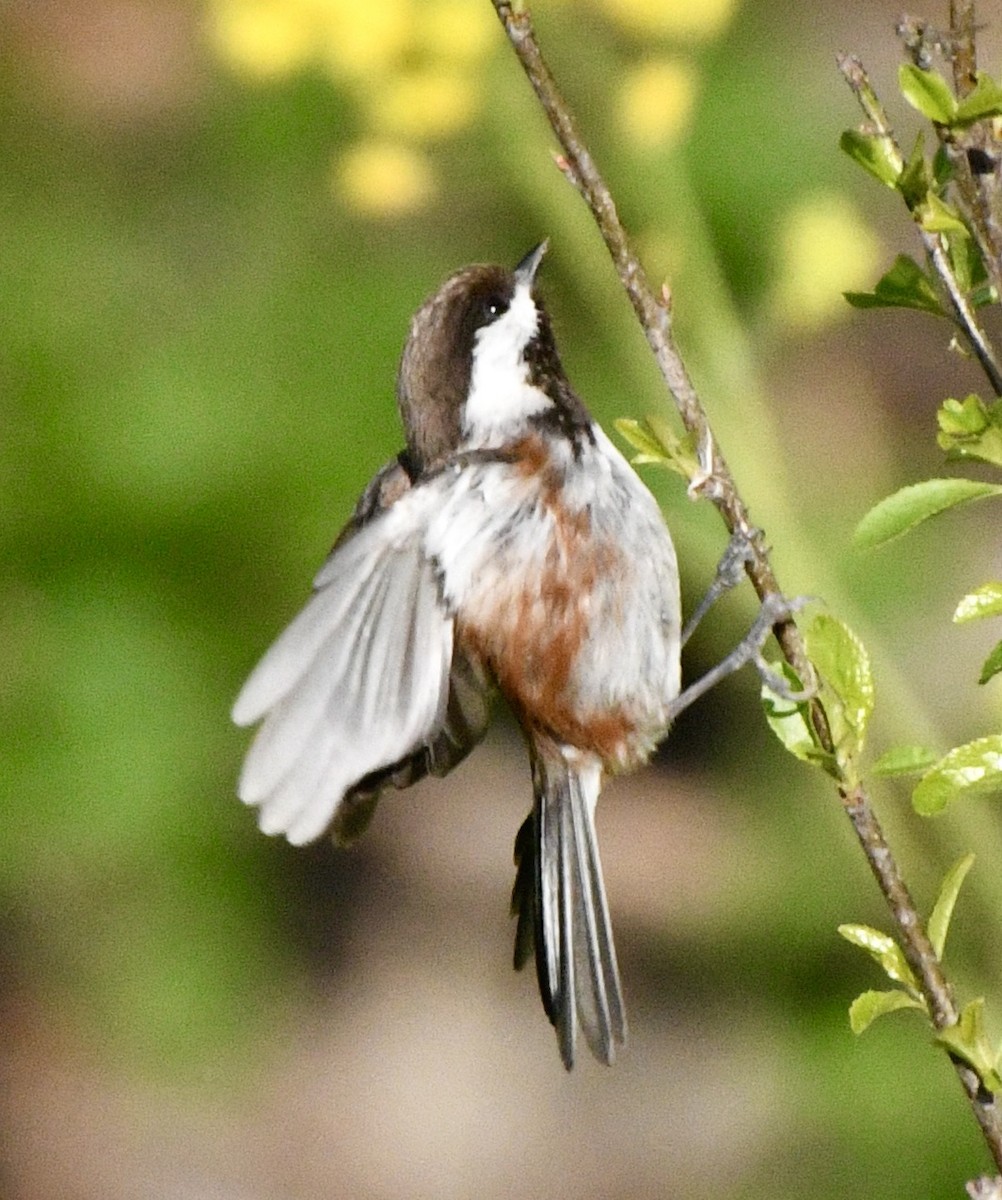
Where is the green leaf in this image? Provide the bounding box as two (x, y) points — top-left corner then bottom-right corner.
(837, 923), (921, 993)
(918, 192), (968, 234)
(849, 988), (926, 1034)
(954, 583), (1002, 623)
(804, 614), (873, 779)
(979, 641), (1002, 685)
(872, 744), (940, 776)
(928, 853), (975, 959)
(932, 145), (954, 187)
(645, 411), (692, 462)
(937, 395), (1002, 467)
(805, 615), (873, 733)
(844, 254), (944, 316)
(937, 393), (991, 437)
(970, 282), (998, 308)
(762, 662), (834, 773)
(615, 417), (672, 463)
(614, 417), (698, 480)
(946, 230), (987, 294)
(897, 131), (930, 208)
(935, 998), (1002, 1094)
(955, 71), (1002, 123)
(913, 735), (1002, 815)
(853, 478), (1002, 548)
(839, 129), (902, 187)
(899, 63), (958, 124)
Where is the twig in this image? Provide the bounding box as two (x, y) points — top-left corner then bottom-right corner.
(837, 50), (1002, 395)
(940, 0), (1002, 325)
(949, 0), (978, 91)
(895, 2), (1002, 371)
(844, 785), (1002, 1160)
(489, 0), (1002, 1171)
(489, 0), (810, 682)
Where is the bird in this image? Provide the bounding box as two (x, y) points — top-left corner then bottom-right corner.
(232, 242), (684, 1068)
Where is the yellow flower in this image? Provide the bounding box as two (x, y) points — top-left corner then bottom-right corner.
(595, 0), (737, 39)
(207, 0), (317, 77)
(418, 0), (495, 63)
(618, 58), (697, 149)
(370, 69), (478, 140)
(335, 140), (437, 215)
(319, 0), (414, 80)
(770, 194), (882, 330)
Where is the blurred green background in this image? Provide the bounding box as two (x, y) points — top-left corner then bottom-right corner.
(4, 0), (1002, 1196)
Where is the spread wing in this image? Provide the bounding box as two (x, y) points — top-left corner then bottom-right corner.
(331, 642), (490, 845)
(232, 470), (465, 847)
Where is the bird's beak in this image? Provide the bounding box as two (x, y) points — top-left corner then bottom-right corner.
(514, 240), (549, 287)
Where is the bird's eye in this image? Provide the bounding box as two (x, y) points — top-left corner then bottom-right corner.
(482, 294), (506, 323)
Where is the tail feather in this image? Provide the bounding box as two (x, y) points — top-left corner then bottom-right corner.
(513, 742), (626, 1068)
(567, 784), (625, 1054)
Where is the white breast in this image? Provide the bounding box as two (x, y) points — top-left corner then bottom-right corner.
(462, 282), (552, 444)
(425, 430), (682, 764)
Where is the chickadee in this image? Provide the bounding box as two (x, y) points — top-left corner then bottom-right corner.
(232, 242), (682, 1068)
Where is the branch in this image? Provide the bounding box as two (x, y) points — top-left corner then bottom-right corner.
(892, 2), (1002, 371)
(489, 0), (1002, 1171)
(939, 0), (1002, 308)
(844, 785), (1002, 1161)
(489, 0), (810, 682)
(837, 50), (1002, 396)
(949, 0), (978, 91)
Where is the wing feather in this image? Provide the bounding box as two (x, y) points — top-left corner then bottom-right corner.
(232, 536), (388, 727)
(232, 499), (455, 846)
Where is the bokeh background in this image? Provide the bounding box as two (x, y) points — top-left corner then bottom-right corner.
(4, 0), (1002, 1196)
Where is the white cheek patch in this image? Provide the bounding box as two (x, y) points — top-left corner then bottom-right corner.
(462, 282), (552, 444)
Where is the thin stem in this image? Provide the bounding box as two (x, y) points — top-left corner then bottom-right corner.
(949, 0), (978, 92)
(894, 2), (1002, 372)
(489, 0), (1002, 1171)
(838, 51), (1002, 396)
(490, 0), (812, 687)
(941, 0), (1002, 326)
(842, 785), (1002, 1158)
